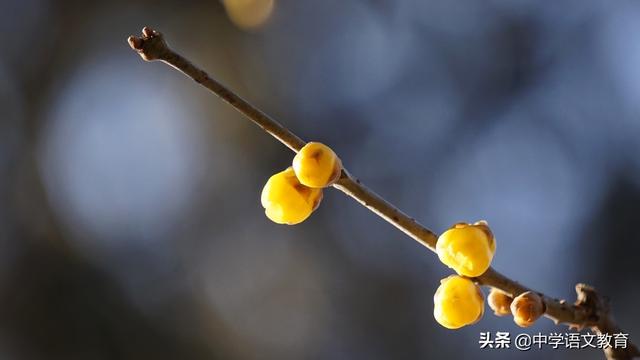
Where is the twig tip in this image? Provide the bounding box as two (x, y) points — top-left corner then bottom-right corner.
(127, 26), (168, 62)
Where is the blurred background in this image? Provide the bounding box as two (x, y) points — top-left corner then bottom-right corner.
(1, 0), (639, 359)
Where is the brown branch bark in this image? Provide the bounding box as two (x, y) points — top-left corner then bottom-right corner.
(128, 27), (639, 360)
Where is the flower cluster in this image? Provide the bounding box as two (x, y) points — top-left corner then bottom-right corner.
(434, 222), (544, 329)
(261, 145), (545, 329)
(261, 142), (341, 224)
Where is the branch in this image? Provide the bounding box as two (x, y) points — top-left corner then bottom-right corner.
(128, 27), (639, 359)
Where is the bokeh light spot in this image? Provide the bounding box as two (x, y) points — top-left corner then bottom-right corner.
(39, 54), (207, 251)
(223, 0), (275, 30)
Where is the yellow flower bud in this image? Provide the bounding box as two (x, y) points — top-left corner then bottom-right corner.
(436, 221), (496, 277)
(292, 142), (342, 188)
(488, 288), (513, 317)
(261, 167), (323, 225)
(434, 275), (485, 329)
(510, 291), (545, 328)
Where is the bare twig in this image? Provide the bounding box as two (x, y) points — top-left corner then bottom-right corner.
(128, 27), (639, 359)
